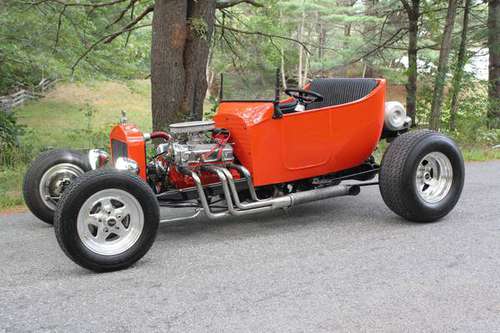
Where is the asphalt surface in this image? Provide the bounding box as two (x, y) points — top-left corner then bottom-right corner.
(1, 161), (499, 332)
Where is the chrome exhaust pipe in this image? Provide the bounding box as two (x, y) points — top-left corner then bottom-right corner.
(216, 165), (359, 210)
(201, 166), (280, 216)
(186, 170), (231, 220)
(215, 166), (283, 210)
(227, 163), (261, 201)
(179, 166), (358, 220)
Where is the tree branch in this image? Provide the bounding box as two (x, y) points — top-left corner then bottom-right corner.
(24, 0), (127, 8)
(399, 0), (412, 14)
(104, 4), (154, 43)
(345, 27), (408, 66)
(214, 23), (311, 54)
(216, 0), (263, 9)
(106, 0), (139, 29)
(52, 4), (66, 53)
(71, 23), (150, 73)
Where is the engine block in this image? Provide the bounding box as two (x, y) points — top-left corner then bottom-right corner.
(149, 121), (238, 190)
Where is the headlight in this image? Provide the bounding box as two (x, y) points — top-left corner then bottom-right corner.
(384, 101), (410, 131)
(115, 157), (140, 174)
(88, 149), (110, 170)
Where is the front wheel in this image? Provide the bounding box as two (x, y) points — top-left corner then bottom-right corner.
(379, 130), (465, 222)
(23, 149), (91, 224)
(54, 170), (159, 272)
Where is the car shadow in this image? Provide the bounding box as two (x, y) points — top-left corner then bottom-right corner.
(154, 194), (416, 244)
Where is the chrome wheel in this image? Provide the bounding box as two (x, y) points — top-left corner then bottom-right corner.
(39, 163), (84, 210)
(415, 152), (453, 204)
(77, 189), (144, 256)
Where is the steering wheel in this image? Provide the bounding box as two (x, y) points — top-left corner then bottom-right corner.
(284, 88), (323, 105)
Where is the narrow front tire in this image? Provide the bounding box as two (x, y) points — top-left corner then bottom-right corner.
(23, 149), (91, 224)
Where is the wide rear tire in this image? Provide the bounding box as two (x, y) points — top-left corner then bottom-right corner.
(23, 149), (91, 224)
(379, 130), (465, 222)
(54, 169), (159, 272)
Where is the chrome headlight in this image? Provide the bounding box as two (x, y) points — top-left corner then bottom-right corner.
(384, 101), (411, 131)
(88, 149), (110, 170)
(115, 157), (140, 174)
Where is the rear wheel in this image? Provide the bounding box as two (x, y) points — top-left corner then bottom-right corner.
(54, 170), (159, 272)
(379, 130), (465, 222)
(23, 150), (91, 224)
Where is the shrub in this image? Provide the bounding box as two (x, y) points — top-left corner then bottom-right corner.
(416, 74), (498, 145)
(0, 112), (32, 167)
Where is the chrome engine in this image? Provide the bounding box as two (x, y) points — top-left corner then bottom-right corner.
(157, 120), (234, 167)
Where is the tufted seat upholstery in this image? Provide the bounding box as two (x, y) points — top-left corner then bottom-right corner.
(305, 78), (378, 110)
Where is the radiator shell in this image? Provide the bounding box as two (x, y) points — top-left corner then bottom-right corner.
(109, 124), (147, 180)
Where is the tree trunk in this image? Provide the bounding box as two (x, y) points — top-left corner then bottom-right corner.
(206, 47), (216, 98)
(280, 48), (287, 89)
(488, 0), (500, 128)
(279, 7), (287, 89)
(180, 0), (216, 121)
(151, 0), (187, 130)
(404, 1), (420, 125)
(151, 0), (216, 131)
(449, 0), (471, 131)
(363, 0), (379, 78)
(297, 5), (306, 87)
(429, 0), (458, 130)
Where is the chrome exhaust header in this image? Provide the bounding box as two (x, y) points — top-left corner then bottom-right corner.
(179, 165), (358, 220)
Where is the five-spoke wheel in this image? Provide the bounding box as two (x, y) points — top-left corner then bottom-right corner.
(77, 189), (145, 256)
(55, 170), (159, 272)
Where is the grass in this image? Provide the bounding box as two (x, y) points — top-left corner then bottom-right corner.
(0, 80), (498, 212)
(0, 167), (26, 210)
(461, 146), (500, 161)
(15, 80), (152, 150)
(1, 80), (152, 212)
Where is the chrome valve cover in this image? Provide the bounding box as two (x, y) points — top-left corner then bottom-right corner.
(169, 120), (215, 134)
(171, 142), (234, 166)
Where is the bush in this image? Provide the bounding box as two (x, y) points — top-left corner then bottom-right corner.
(416, 74), (499, 145)
(0, 112), (33, 167)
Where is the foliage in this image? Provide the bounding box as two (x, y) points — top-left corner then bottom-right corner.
(0, 1), (151, 94)
(0, 111), (24, 146)
(0, 112), (31, 167)
(416, 73), (499, 145)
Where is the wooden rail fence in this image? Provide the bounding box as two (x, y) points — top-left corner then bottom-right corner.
(0, 78), (57, 113)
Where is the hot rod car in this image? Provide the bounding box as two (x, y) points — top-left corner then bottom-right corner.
(23, 74), (465, 272)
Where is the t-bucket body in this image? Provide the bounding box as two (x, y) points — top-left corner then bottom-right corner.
(214, 79), (386, 186)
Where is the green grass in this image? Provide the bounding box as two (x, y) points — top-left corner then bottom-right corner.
(461, 147), (500, 161)
(1, 80), (153, 211)
(15, 80), (153, 150)
(0, 167), (26, 210)
(1, 80), (499, 212)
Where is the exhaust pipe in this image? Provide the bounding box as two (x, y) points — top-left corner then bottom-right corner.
(179, 165), (359, 220)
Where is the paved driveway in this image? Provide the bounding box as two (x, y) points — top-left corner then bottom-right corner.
(1, 161), (499, 332)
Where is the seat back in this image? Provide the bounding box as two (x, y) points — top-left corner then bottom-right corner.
(306, 78), (378, 110)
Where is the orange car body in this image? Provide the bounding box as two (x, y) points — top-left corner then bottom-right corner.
(214, 79), (386, 186)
